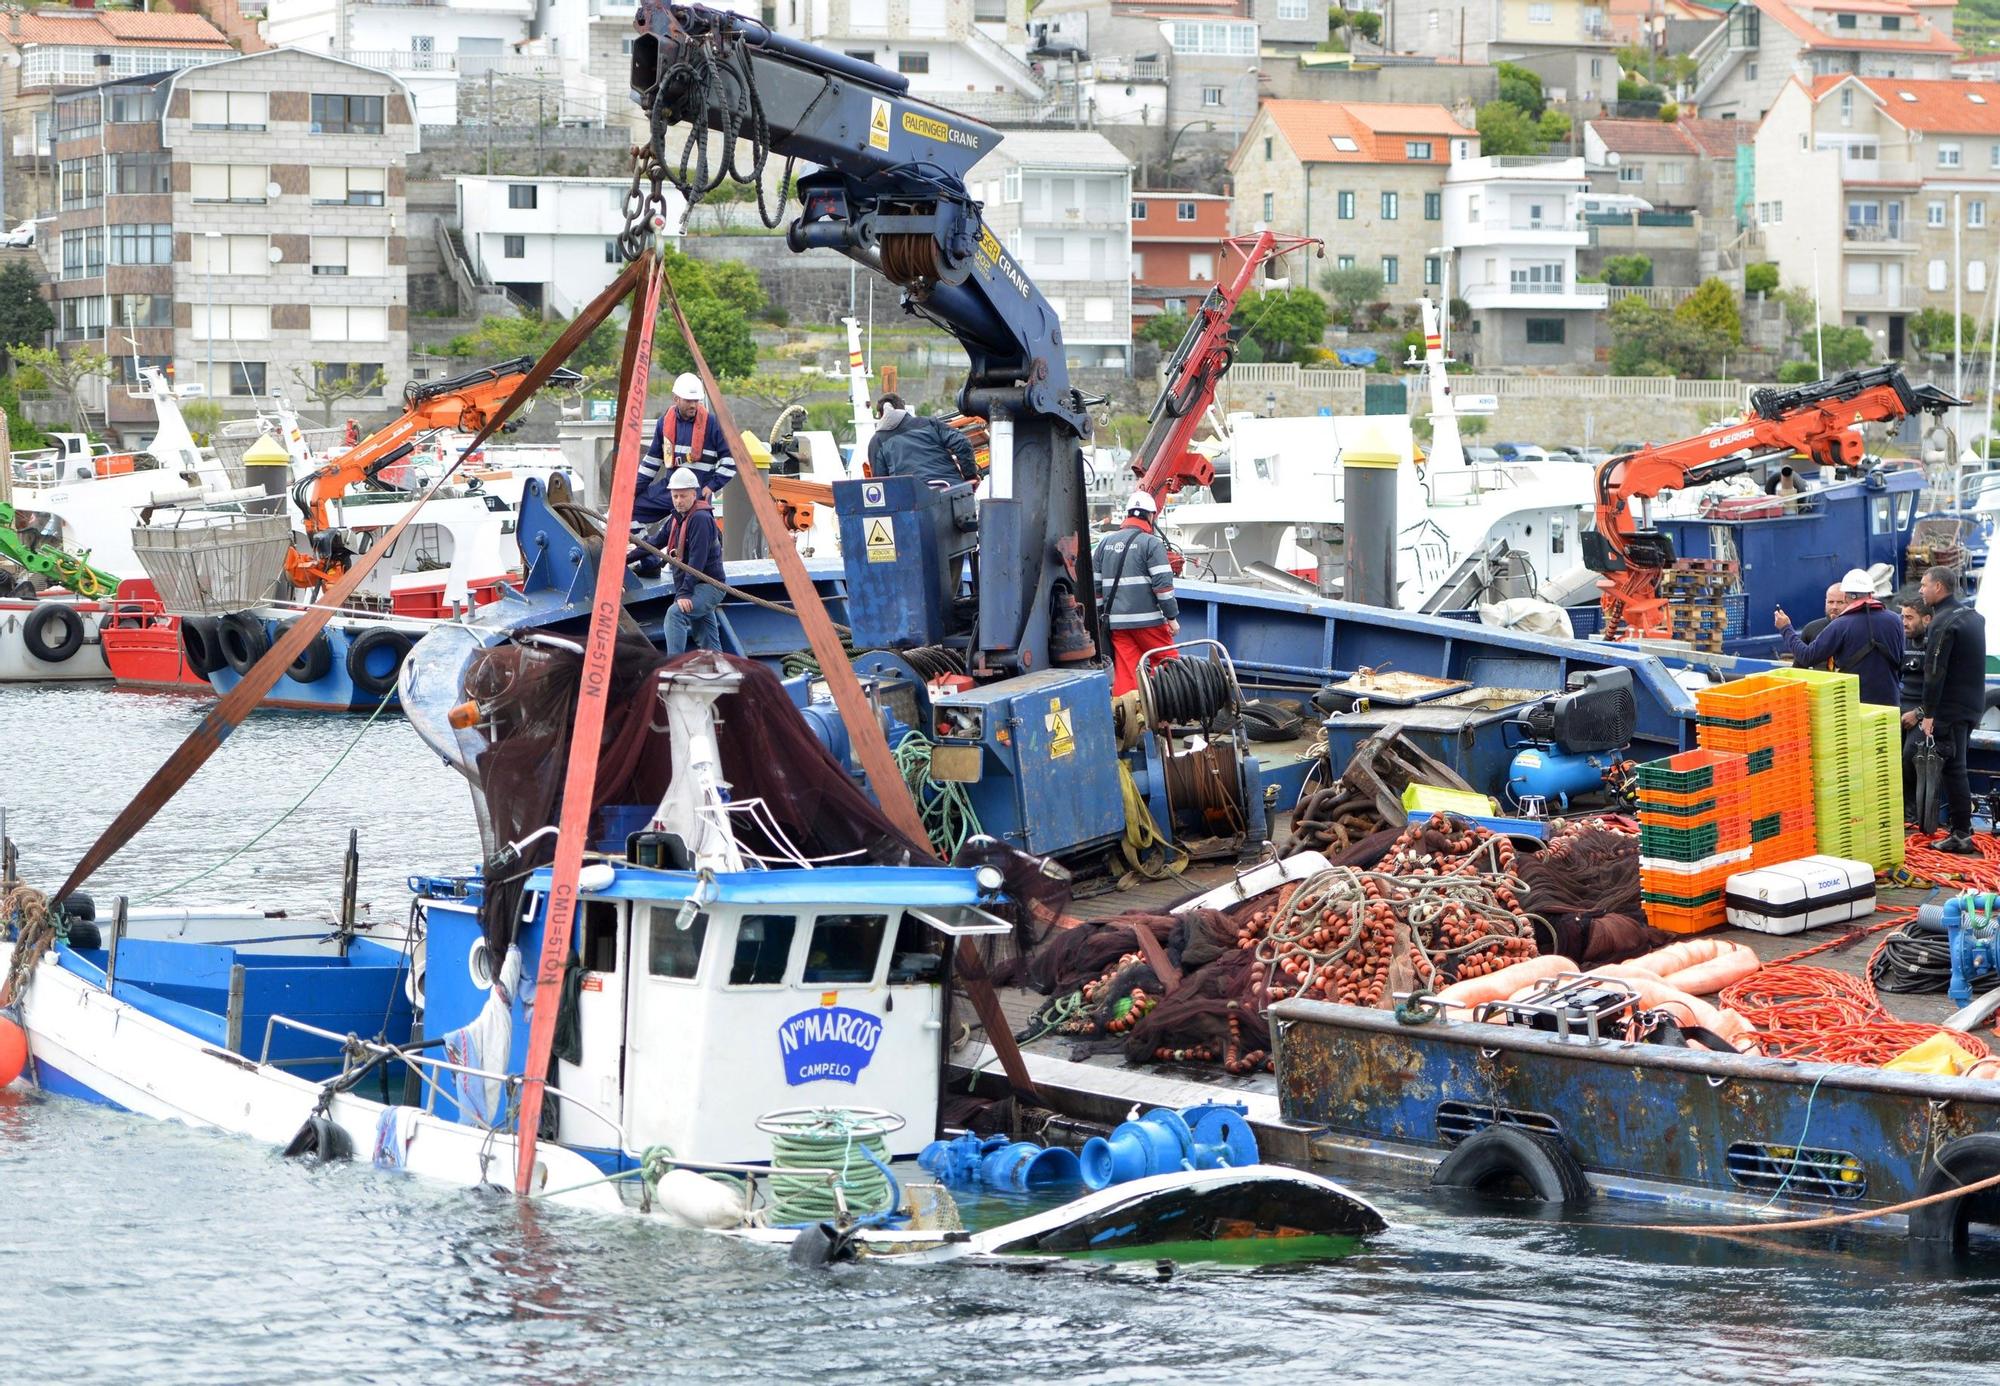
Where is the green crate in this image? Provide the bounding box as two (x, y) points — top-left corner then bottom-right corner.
(1639, 822), (1725, 859)
(1642, 885), (1727, 909)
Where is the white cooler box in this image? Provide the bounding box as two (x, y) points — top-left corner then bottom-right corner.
(1724, 855), (1877, 935)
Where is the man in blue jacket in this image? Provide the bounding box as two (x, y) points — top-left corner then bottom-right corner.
(633, 467), (728, 655)
(635, 374), (738, 525)
(866, 392), (979, 488)
(1773, 568), (1903, 707)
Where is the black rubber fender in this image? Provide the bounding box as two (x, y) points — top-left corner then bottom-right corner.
(788, 1220), (861, 1267)
(282, 1113), (354, 1164)
(345, 626), (413, 697)
(180, 616), (225, 677)
(276, 617), (333, 683)
(1908, 1132), (2000, 1249)
(22, 601), (85, 663)
(218, 611), (271, 675)
(1431, 1125), (1593, 1204)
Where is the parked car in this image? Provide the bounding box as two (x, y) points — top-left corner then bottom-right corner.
(1505, 445), (1556, 464)
(1573, 446), (1612, 466)
(1464, 445), (1505, 467)
(3, 221), (36, 248)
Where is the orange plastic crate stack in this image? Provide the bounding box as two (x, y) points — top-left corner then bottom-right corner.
(1693, 673), (1817, 868)
(1636, 748), (1751, 934)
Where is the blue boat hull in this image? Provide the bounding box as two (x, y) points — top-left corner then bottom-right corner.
(207, 620), (406, 713)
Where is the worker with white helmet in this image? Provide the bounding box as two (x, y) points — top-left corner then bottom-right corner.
(635, 372), (737, 525)
(1091, 490), (1181, 697)
(1773, 567), (1903, 707)
(630, 465), (729, 654)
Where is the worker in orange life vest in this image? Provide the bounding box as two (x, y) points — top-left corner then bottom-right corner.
(635, 373), (737, 525)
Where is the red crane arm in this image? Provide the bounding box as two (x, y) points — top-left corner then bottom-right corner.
(1130, 231), (1323, 504)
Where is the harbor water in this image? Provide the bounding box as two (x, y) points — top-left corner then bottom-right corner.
(7, 683), (2000, 1383)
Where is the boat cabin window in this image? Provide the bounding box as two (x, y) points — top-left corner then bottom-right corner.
(888, 912), (945, 984)
(802, 913), (890, 985)
(729, 913), (796, 986)
(647, 908), (708, 980)
(580, 900), (620, 972)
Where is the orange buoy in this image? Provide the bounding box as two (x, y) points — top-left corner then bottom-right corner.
(0, 1015), (26, 1087)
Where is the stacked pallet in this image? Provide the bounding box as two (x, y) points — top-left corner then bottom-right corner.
(1693, 671), (1817, 868)
(1661, 560), (1745, 654)
(1766, 667), (1901, 870)
(1637, 748), (1751, 933)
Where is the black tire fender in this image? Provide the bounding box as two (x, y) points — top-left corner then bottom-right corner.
(22, 602), (85, 663)
(282, 1113), (354, 1164)
(345, 626), (413, 697)
(218, 611), (271, 675)
(180, 616), (225, 677)
(1431, 1125), (1593, 1204)
(1908, 1132), (2000, 1249)
(276, 617), (334, 683)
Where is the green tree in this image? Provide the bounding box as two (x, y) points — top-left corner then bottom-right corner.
(1908, 307), (1978, 357)
(1815, 323), (1874, 372)
(1744, 262), (1779, 296)
(14, 343), (109, 434)
(1475, 100), (1567, 156)
(0, 259), (53, 366)
(1140, 311), (1192, 351)
(1675, 278), (1742, 348)
(1319, 265), (1384, 320)
(1497, 61), (1545, 117)
(291, 362), (389, 426)
(1603, 254), (1653, 286)
(1608, 293), (1733, 377)
(1237, 288), (1327, 364)
(0, 369), (49, 450)
(443, 312), (560, 360)
(1348, 9), (1381, 41)
(1657, 102), (1680, 122)
(180, 398), (223, 446)
(703, 260), (768, 318)
(1618, 76), (1667, 104)
(657, 296), (758, 379)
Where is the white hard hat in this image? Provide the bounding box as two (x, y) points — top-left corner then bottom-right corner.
(1125, 491), (1159, 515)
(672, 373), (704, 403)
(667, 466), (701, 491)
(1840, 567), (1875, 596)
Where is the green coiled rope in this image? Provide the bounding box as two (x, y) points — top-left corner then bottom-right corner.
(763, 1109), (900, 1224)
(894, 729), (982, 858)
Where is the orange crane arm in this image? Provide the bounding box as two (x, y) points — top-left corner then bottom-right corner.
(283, 355), (580, 589)
(1590, 366), (1959, 639)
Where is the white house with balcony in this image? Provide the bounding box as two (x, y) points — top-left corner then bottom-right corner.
(971, 130), (1133, 368)
(1443, 154), (1605, 368)
(457, 174), (685, 316)
(770, 0), (1048, 123)
(266, 0), (608, 125)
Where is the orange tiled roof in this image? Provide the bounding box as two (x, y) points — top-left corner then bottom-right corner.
(8, 10), (231, 49)
(1754, 0), (1959, 54)
(1812, 74), (2000, 131)
(1260, 98), (1470, 164)
(1679, 116), (1757, 155)
(1590, 118), (1701, 156)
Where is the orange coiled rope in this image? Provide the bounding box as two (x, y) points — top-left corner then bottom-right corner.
(1719, 894), (1991, 1065)
(1902, 830), (2000, 892)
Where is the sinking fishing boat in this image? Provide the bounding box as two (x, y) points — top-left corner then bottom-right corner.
(0, 652), (1383, 1263)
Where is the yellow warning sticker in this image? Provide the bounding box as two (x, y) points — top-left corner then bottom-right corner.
(864, 516), (897, 563)
(1045, 698), (1075, 759)
(869, 97), (891, 151)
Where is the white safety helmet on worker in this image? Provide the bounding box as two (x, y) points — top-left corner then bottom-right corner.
(1125, 491), (1159, 516)
(672, 373), (704, 403)
(668, 466), (701, 491)
(1840, 568), (1875, 596)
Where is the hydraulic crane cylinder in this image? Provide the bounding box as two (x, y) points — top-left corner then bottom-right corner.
(1342, 423), (1401, 609)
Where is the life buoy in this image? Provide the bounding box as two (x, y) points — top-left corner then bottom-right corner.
(1907, 1133), (2000, 1249)
(22, 601), (85, 663)
(275, 617), (333, 683)
(1430, 1125), (1593, 1204)
(180, 616), (225, 677)
(218, 612), (271, 675)
(345, 625), (412, 696)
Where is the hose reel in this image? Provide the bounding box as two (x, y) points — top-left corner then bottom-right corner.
(1136, 641), (1251, 853)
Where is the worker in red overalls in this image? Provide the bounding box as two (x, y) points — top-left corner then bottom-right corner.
(1092, 491), (1180, 696)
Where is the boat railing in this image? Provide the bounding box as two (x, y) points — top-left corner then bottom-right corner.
(258, 1013), (634, 1148)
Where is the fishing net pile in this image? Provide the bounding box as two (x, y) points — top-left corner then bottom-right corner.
(1002, 810), (1675, 1075)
